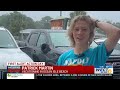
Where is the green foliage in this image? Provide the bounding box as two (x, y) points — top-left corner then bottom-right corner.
(35, 16), (53, 29)
(70, 11), (87, 20)
(96, 20), (120, 35)
(0, 12), (53, 36)
(111, 22), (120, 28)
(68, 11), (87, 26)
(0, 11), (35, 36)
(95, 28), (106, 35)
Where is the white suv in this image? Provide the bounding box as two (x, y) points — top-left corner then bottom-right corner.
(0, 27), (33, 69)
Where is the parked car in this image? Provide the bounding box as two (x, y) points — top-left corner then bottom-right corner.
(0, 27), (33, 70)
(18, 29), (120, 79)
(95, 38), (120, 51)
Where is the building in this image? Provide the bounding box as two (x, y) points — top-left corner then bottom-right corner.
(50, 16), (69, 30)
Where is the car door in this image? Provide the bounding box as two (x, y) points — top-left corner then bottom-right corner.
(32, 32), (49, 62)
(25, 33), (39, 59)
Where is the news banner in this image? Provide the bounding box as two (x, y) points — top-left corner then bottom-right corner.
(1, 62), (113, 79)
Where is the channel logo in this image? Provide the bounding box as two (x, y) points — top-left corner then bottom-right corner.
(7, 73), (34, 79)
(94, 66), (113, 74)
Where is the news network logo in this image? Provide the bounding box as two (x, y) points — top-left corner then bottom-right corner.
(7, 73), (35, 79)
(94, 66), (113, 74)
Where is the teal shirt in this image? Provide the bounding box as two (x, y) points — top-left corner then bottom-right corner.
(57, 43), (112, 67)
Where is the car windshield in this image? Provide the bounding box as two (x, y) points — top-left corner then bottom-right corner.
(0, 30), (17, 48)
(50, 32), (70, 47)
(49, 31), (98, 48)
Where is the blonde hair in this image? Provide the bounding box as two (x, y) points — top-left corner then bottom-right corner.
(68, 15), (95, 47)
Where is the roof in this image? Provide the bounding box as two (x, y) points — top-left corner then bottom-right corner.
(20, 29), (40, 33)
(20, 29), (67, 33)
(51, 16), (69, 21)
(95, 38), (120, 45)
(95, 38), (107, 42)
(0, 27), (7, 31)
(31, 29), (67, 33)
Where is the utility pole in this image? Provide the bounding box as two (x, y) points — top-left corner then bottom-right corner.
(60, 11), (62, 16)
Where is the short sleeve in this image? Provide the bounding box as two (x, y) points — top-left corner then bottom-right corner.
(56, 55), (63, 66)
(92, 42), (113, 66)
(56, 50), (73, 66)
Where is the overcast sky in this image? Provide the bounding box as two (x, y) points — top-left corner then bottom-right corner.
(0, 11), (120, 22)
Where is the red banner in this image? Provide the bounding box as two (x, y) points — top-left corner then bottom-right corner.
(21, 66), (94, 74)
(7, 66), (94, 74)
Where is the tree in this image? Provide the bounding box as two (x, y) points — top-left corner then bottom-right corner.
(112, 22), (120, 28)
(35, 16), (53, 29)
(95, 20), (120, 35)
(0, 11), (36, 36)
(70, 11), (87, 20)
(68, 11), (87, 26)
(0, 14), (10, 28)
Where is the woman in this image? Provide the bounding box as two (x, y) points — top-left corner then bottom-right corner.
(57, 15), (120, 67)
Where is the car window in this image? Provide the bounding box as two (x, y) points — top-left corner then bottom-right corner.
(20, 33), (29, 41)
(50, 32), (98, 48)
(28, 33), (39, 46)
(0, 30), (17, 48)
(50, 32), (70, 47)
(37, 33), (47, 47)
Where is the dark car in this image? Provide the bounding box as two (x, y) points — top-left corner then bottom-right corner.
(18, 29), (120, 79)
(18, 29), (97, 64)
(18, 30), (71, 65)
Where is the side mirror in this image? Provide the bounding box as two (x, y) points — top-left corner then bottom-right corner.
(17, 41), (26, 48)
(41, 43), (51, 54)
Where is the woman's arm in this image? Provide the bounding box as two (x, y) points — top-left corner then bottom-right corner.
(96, 21), (120, 52)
